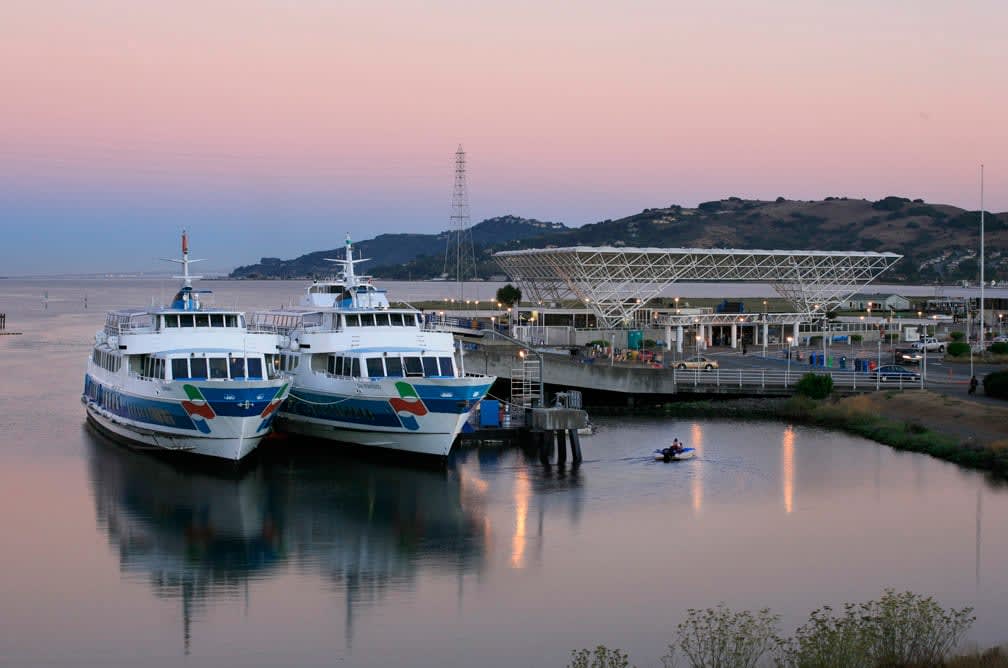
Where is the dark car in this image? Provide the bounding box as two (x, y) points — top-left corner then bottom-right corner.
(873, 364), (921, 382)
(893, 348), (923, 365)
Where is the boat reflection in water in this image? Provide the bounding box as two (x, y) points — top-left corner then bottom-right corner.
(85, 431), (489, 652)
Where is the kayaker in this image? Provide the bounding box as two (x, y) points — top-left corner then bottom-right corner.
(670, 438), (682, 454)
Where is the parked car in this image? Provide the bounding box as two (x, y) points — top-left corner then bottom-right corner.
(676, 356), (719, 370)
(893, 348), (923, 365)
(911, 337), (945, 352)
(872, 364), (921, 382)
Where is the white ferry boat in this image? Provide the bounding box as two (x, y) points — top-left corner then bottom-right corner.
(82, 232), (290, 461)
(252, 236), (496, 459)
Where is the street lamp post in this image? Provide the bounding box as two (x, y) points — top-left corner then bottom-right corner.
(786, 335), (793, 384)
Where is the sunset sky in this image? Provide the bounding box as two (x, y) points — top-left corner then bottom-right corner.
(2, 0), (1006, 274)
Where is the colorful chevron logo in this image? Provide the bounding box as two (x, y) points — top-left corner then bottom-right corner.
(257, 383), (289, 432)
(182, 384), (215, 434)
(389, 381), (427, 431)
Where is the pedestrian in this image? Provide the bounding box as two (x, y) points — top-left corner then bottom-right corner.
(968, 375), (978, 396)
(742, 340), (747, 355)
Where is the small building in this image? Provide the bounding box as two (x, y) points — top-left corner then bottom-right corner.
(842, 293), (910, 312)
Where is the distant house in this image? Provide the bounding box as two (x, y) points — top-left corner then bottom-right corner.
(842, 293), (910, 311)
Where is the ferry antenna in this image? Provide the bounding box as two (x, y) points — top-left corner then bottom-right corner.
(161, 229), (204, 287)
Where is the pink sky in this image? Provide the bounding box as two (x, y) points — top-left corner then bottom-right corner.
(1, 0), (1006, 273)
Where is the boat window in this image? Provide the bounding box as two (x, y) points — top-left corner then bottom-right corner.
(345, 313), (360, 327)
(238, 315), (245, 328)
(179, 314), (195, 327)
(190, 358), (209, 379)
(385, 357), (403, 377)
(360, 313), (376, 327)
(210, 314), (224, 327)
(411, 314), (421, 327)
(225, 314), (238, 328)
(171, 359), (189, 380)
(246, 358), (263, 379)
(229, 357), (246, 379)
(374, 313), (390, 326)
(210, 357), (228, 379)
(422, 356), (439, 377)
(156, 358), (165, 379)
(389, 313), (404, 326)
(438, 357), (454, 377)
(366, 358), (385, 377)
(404, 356), (423, 376)
(164, 315), (179, 328)
(327, 355), (336, 374)
(350, 358), (361, 377)
(195, 314), (210, 327)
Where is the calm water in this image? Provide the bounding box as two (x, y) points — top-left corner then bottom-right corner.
(2, 278), (1008, 667)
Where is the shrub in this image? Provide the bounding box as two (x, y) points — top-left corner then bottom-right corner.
(567, 646), (633, 668)
(984, 370), (1008, 399)
(668, 604), (783, 668)
(796, 373), (834, 399)
(782, 591), (974, 668)
(950, 331), (966, 341)
(947, 341), (970, 357)
(850, 334), (863, 344)
(989, 342), (1008, 355)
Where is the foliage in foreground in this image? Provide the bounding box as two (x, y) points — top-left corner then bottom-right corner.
(569, 591), (977, 668)
(795, 373), (834, 400)
(567, 645), (633, 668)
(669, 604), (782, 668)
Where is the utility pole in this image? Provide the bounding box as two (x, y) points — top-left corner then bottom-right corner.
(979, 164), (986, 351)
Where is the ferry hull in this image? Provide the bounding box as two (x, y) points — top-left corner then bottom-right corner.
(85, 403), (265, 461)
(82, 375), (290, 462)
(277, 377), (494, 458)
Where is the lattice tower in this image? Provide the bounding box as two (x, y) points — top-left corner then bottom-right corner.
(443, 145), (478, 301)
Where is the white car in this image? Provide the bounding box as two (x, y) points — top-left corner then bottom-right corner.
(911, 337), (945, 353)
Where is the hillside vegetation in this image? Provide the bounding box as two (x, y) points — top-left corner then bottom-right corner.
(230, 197), (1007, 283)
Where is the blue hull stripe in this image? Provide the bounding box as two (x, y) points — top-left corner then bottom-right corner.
(83, 375), (280, 430)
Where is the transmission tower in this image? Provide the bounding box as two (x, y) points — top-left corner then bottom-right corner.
(443, 144), (478, 301)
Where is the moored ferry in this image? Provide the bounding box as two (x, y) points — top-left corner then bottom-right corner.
(82, 232), (290, 461)
(251, 236), (495, 459)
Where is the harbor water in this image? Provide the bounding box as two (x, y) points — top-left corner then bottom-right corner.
(2, 277), (1008, 667)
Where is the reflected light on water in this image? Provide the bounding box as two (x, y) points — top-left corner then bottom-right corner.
(783, 425), (795, 514)
(511, 469), (530, 568)
(690, 422), (703, 513)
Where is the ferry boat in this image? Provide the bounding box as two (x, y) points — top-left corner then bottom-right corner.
(82, 232), (290, 461)
(251, 236), (496, 459)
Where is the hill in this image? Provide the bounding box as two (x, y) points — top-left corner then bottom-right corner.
(229, 197), (1008, 283)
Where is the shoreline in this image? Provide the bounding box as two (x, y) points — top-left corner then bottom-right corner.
(594, 391), (1008, 477)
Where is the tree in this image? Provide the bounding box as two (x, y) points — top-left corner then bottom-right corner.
(496, 284), (522, 307)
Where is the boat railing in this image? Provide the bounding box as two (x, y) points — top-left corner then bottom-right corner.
(103, 312), (157, 336)
(249, 312), (336, 336)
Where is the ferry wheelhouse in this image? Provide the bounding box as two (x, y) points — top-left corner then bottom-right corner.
(82, 232), (290, 461)
(252, 236), (495, 459)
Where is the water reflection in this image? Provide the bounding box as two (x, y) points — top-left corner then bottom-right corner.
(782, 426), (795, 514)
(86, 432), (490, 652)
(86, 434), (284, 654)
(690, 422), (703, 513)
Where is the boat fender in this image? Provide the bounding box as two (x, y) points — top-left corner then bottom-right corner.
(289, 338), (299, 351)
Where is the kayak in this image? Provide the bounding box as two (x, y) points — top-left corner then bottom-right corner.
(654, 447), (696, 462)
